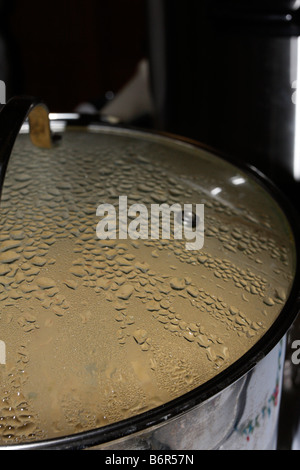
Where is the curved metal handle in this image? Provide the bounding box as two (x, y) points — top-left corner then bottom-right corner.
(0, 95), (53, 195)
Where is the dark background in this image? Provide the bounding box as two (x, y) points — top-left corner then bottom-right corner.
(0, 0), (299, 451)
(1, 0), (300, 197)
(1, 0), (148, 112)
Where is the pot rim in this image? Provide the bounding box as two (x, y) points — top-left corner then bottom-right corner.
(3, 116), (300, 450)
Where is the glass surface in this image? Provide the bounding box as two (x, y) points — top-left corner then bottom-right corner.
(0, 127), (296, 444)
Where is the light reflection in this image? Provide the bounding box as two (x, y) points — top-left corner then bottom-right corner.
(49, 113), (80, 120)
(230, 176), (246, 185)
(211, 187), (222, 196)
(20, 120), (67, 134)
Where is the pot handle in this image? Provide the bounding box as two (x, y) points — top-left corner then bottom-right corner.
(0, 95), (53, 195)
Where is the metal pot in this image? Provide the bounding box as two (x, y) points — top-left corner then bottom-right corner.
(0, 97), (299, 450)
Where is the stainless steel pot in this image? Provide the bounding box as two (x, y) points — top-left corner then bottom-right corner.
(0, 97), (299, 450)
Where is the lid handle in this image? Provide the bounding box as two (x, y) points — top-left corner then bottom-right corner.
(0, 95), (53, 195)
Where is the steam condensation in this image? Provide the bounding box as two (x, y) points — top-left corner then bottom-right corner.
(0, 128), (295, 444)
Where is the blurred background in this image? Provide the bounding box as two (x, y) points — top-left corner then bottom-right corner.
(2, 0), (300, 200)
(0, 0), (300, 450)
(0, 0), (148, 111)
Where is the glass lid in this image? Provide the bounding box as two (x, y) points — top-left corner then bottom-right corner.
(0, 123), (297, 445)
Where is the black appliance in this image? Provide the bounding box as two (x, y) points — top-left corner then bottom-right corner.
(147, 0), (300, 201)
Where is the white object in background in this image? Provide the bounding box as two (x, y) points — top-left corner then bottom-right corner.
(75, 59), (154, 123)
(100, 59), (154, 122)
